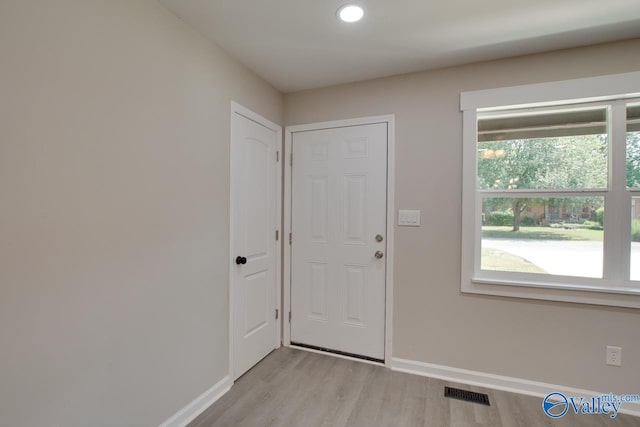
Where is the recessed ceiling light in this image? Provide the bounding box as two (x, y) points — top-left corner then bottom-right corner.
(337, 4), (364, 23)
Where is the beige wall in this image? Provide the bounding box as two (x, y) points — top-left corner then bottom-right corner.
(285, 39), (640, 394)
(0, 1), (282, 426)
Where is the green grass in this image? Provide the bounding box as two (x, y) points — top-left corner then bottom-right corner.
(482, 226), (603, 241)
(633, 219), (640, 242)
(481, 247), (547, 274)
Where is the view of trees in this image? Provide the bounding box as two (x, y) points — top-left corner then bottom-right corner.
(628, 131), (640, 188)
(477, 134), (608, 231)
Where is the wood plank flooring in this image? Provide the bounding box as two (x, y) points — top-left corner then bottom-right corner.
(189, 347), (640, 427)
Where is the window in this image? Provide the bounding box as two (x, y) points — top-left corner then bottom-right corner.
(461, 72), (640, 309)
(629, 104), (640, 282)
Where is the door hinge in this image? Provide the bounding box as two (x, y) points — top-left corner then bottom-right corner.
(276, 151), (279, 162)
(276, 230), (279, 241)
(290, 153), (293, 166)
(289, 233), (292, 245)
(288, 311), (292, 322)
(275, 309), (279, 319)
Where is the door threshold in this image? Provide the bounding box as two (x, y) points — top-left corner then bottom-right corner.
(290, 342), (385, 366)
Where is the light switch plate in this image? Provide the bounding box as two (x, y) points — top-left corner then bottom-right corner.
(398, 210), (421, 226)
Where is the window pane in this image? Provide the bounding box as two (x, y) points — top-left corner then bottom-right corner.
(481, 197), (604, 278)
(477, 108), (608, 190)
(627, 104), (640, 188)
(632, 197), (640, 281)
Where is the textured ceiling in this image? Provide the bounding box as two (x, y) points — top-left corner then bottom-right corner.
(160, 0), (640, 92)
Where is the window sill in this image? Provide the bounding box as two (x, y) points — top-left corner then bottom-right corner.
(463, 277), (640, 309)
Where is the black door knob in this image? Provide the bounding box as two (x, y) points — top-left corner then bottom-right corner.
(235, 256), (247, 265)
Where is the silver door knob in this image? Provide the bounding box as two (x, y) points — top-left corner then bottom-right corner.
(375, 234), (384, 242)
(375, 251), (384, 259)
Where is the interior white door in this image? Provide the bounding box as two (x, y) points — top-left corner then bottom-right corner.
(291, 122), (387, 360)
(232, 111), (279, 380)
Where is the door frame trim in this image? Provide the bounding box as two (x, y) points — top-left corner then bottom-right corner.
(283, 114), (395, 367)
(229, 101), (282, 381)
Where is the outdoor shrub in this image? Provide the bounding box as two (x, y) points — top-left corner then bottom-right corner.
(489, 211), (513, 226)
(596, 207), (605, 226)
(581, 220), (604, 230)
(632, 219), (640, 242)
(521, 216), (536, 226)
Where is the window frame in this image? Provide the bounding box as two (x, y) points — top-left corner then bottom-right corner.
(460, 71), (640, 309)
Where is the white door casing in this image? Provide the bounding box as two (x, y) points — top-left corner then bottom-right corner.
(230, 103), (281, 380)
(289, 122), (389, 360)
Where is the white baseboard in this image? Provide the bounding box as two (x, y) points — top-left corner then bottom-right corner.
(391, 357), (640, 418)
(159, 375), (232, 427)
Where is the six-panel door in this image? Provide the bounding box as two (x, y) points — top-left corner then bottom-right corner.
(291, 123), (387, 360)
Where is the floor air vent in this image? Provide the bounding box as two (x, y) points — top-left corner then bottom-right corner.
(444, 387), (490, 406)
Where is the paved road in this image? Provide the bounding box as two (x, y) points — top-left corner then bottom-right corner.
(482, 239), (640, 280)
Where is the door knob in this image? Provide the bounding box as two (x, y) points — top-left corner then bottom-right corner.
(375, 251), (384, 259)
(375, 234), (384, 242)
(235, 256), (247, 265)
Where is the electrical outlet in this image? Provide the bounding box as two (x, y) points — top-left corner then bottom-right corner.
(606, 346), (622, 366)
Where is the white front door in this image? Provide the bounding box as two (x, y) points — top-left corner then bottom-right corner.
(290, 123), (387, 360)
(231, 109), (279, 380)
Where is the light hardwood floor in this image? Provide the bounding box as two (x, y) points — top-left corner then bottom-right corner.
(190, 347), (639, 427)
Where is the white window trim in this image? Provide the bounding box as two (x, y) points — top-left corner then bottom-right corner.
(460, 71), (640, 309)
